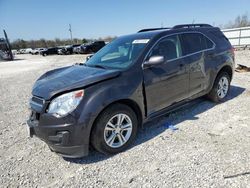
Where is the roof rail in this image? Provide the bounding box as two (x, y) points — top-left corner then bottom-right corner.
(138, 27), (170, 33)
(138, 24), (213, 33)
(173, 24), (213, 29)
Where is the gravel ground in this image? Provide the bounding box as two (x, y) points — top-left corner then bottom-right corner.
(0, 52), (250, 188)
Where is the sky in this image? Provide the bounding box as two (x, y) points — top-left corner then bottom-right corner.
(0, 0), (250, 41)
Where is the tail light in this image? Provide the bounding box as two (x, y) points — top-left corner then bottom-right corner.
(230, 47), (235, 62)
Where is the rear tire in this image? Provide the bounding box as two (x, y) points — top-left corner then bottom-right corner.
(91, 104), (138, 155)
(207, 72), (231, 102)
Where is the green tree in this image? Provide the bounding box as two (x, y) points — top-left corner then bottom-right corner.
(82, 38), (89, 44)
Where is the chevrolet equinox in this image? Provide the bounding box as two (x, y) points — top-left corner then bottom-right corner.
(27, 24), (235, 158)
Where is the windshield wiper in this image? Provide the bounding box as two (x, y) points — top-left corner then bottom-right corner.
(89, 64), (107, 69)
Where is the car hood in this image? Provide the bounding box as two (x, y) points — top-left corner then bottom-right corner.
(32, 65), (121, 100)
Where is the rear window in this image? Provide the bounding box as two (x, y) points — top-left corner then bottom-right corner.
(180, 33), (214, 55)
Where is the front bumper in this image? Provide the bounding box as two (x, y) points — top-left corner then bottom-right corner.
(27, 111), (90, 158)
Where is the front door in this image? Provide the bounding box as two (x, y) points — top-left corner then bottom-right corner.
(143, 34), (189, 115)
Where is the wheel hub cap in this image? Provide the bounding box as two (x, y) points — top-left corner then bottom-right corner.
(104, 113), (133, 148)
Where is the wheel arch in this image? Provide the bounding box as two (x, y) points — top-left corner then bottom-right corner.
(209, 65), (233, 90)
(217, 65), (233, 81)
(92, 99), (143, 129)
(89, 99), (143, 147)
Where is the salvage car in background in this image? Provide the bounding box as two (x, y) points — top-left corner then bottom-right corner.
(58, 44), (81, 55)
(31, 48), (46, 55)
(79, 41), (105, 54)
(73, 45), (83, 54)
(19, 48), (32, 54)
(40, 47), (61, 56)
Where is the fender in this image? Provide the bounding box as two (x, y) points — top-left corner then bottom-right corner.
(206, 52), (234, 93)
(73, 70), (145, 145)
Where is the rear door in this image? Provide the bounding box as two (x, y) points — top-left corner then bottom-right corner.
(143, 34), (189, 115)
(180, 32), (215, 97)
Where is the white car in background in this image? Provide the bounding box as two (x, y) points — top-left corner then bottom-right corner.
(11, 50), (17, 55)
(19, 48), (32, 54)
(31, 48), (46, 55)
(24, 48), (32, 54)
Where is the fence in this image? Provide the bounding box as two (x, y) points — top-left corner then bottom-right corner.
(222, 26), (250, 47)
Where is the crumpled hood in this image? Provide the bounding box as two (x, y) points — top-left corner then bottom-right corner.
(32, 65), (120, 100)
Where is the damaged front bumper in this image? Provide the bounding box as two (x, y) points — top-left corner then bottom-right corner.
(27, 110), (90, 158)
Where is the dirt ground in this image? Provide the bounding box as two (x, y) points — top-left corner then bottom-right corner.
(0, 52), (250, 187)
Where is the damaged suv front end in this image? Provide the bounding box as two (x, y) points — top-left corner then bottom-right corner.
(27, 64), (122, 158)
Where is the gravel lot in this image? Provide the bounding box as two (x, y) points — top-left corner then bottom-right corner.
(0, 52), (250, 188)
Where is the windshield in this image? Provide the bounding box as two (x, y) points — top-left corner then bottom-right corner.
(86, 35), (150, 69)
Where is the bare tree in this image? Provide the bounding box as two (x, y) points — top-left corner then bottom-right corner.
(223, 13), (250, 29)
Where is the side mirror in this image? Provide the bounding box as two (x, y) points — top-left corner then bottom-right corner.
(144, 56), (164, 68)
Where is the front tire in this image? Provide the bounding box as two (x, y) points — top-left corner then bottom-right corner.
(91, 104), (138, 155)
(207, 72), (231, 102)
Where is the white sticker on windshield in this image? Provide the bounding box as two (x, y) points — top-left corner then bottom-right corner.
(132, 39), (150, 44)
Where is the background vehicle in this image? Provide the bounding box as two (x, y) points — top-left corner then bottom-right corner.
(80, 41), (105, 54)
(57, 47), (66, 55)
(59, 44), (81, 55)
(31, 48), (46, 55)
(11, 49), (17, 55)
(0, 37), (13, 60)
(18, 48), (32, 54)
(40, 47), (60, 56)
(27, 24), (235, 158)
(19, 49), (26, 54)
(24, 48), (32, 54)
(73, 45), (82, 54)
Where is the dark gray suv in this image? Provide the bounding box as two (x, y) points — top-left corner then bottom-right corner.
(27, 24), (235, 158)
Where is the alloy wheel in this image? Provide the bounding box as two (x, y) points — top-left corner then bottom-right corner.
(217, 76), (229, 99)
(104, 113), (133, 148)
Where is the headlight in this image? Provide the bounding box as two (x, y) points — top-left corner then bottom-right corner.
(48, 90), (84, 117)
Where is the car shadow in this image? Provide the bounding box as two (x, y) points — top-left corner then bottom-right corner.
(64, 85), (245, 164)
(0, 58), (25, 62)
(12, 58), (25, 61)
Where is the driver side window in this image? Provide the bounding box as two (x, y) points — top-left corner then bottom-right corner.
(149, 35), (182, 61)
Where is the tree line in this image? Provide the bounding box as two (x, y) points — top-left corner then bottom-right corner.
(220, 13), (250, 29)
(11, 36), (116, 50)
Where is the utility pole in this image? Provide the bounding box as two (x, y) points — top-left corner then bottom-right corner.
(69, 24), (73, 45)
(3, 30), (13, 60)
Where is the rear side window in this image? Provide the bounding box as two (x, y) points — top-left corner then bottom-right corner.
(181, 33), (214, 55)
(209, 30), (231, 50)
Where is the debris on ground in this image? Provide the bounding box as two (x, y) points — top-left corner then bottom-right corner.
(235, 64), (250, 72)
(163, 122), (179, 131)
